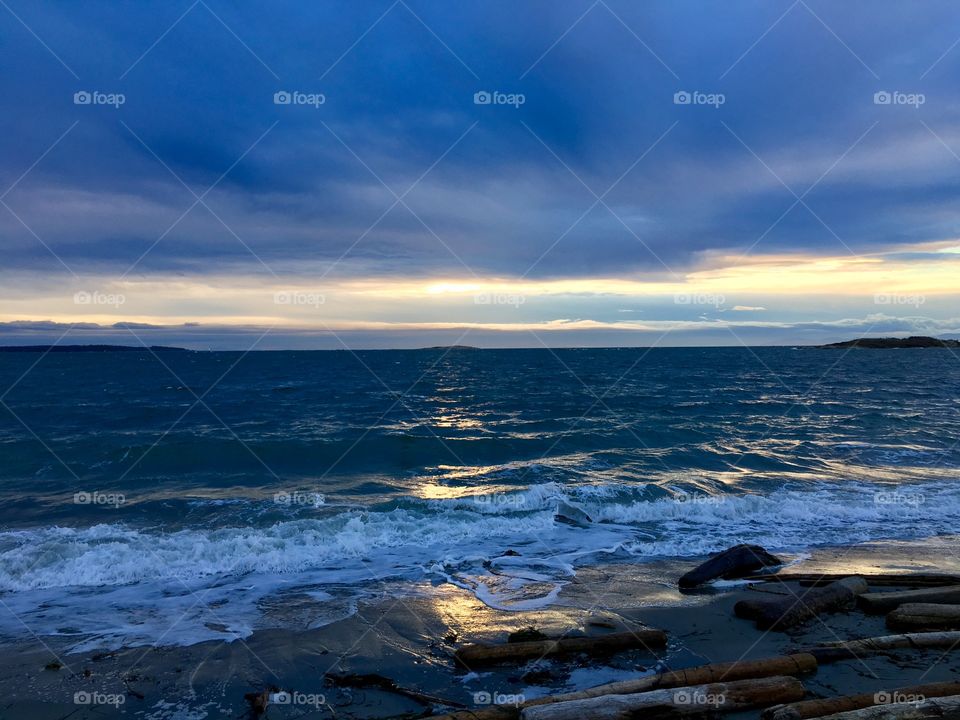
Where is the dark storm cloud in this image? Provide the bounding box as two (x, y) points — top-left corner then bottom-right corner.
(2, 0), (960, 279)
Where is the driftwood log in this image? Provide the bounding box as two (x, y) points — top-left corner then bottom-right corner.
(763, 680), (960, 719)
(429, 654), (816, 720)
(521, 676), (805, 720)
(679, 544), (782, 588)
(813, 694), (960, 719)
(735, 577), (868, 630)
(887, 604), (960, 631)
(454, 630), (666, 667)
(804, 631), (960, 663)
(742, 574), (960, 588)
(859, 586), (960, 614)
(430, 710), (517, 720)
(326, 672), (466, 708)
(528, 652), (816, 705)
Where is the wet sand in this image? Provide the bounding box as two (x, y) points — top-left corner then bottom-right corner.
(4, 536), (960, 719)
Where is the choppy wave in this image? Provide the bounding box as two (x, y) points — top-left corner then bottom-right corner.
(0, 478), (955, 650)
(2, 347), (959, 650)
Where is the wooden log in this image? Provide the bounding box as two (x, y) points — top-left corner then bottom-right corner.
(435, 654), (817, 719)
(735, 577), (868, 631)
(798, 576), (960, 588)
(327, 672), (466, 708)
(429, 655), (815, 720)
(428, 710), (517, 720)
(527, 653), (816, 706)
(521, 676), (805, 720)
(859, 586), (960, 614)
(763, 680), (960, 719)
(803, 631), (960, 664)
(679, 544), (782, 588)
(454, 630), (666, 667)
(813, 694), (960, 719)
(888, 604), (960, 631)
(741, 573), (960, 588)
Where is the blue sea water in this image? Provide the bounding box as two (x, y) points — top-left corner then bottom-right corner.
(0, 346), (958, 650)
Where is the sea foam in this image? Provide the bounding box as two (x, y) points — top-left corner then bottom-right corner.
(0, 478), (956, 649)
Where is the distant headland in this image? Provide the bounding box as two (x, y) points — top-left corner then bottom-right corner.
(419, 345), (480, 351)
(816, 336), (960, 349)
(0, 345), (189, 353)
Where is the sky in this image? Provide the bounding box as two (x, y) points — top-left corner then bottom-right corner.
(1, 0), (959, 349)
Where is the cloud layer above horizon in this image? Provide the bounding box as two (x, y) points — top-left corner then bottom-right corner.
(2, 0), (960, 347)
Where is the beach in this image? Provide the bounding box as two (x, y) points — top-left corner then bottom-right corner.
(1, 347), (959, 717)
(5, 0), (960, 714)
(4, 536), (960, 718)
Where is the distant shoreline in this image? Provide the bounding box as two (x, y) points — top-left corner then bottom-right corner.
(0, 345), (190, 353)
(0, 336), (958, 352)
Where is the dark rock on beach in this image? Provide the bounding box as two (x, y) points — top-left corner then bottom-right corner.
(679, 544), (783, 589)
(507, 626), (548, 643)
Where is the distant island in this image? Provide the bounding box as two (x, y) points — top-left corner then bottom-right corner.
(816, 336), (960, 349)
(420, 345), (480, 350)
(0, 345), (189, 353)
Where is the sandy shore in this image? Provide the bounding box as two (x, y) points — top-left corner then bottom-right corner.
(3, 536), (960, 719)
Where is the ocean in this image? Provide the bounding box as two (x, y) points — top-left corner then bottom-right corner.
(1, 346), (958, 651)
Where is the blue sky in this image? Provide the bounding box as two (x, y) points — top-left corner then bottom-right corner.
(1, 0), (959, 348)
